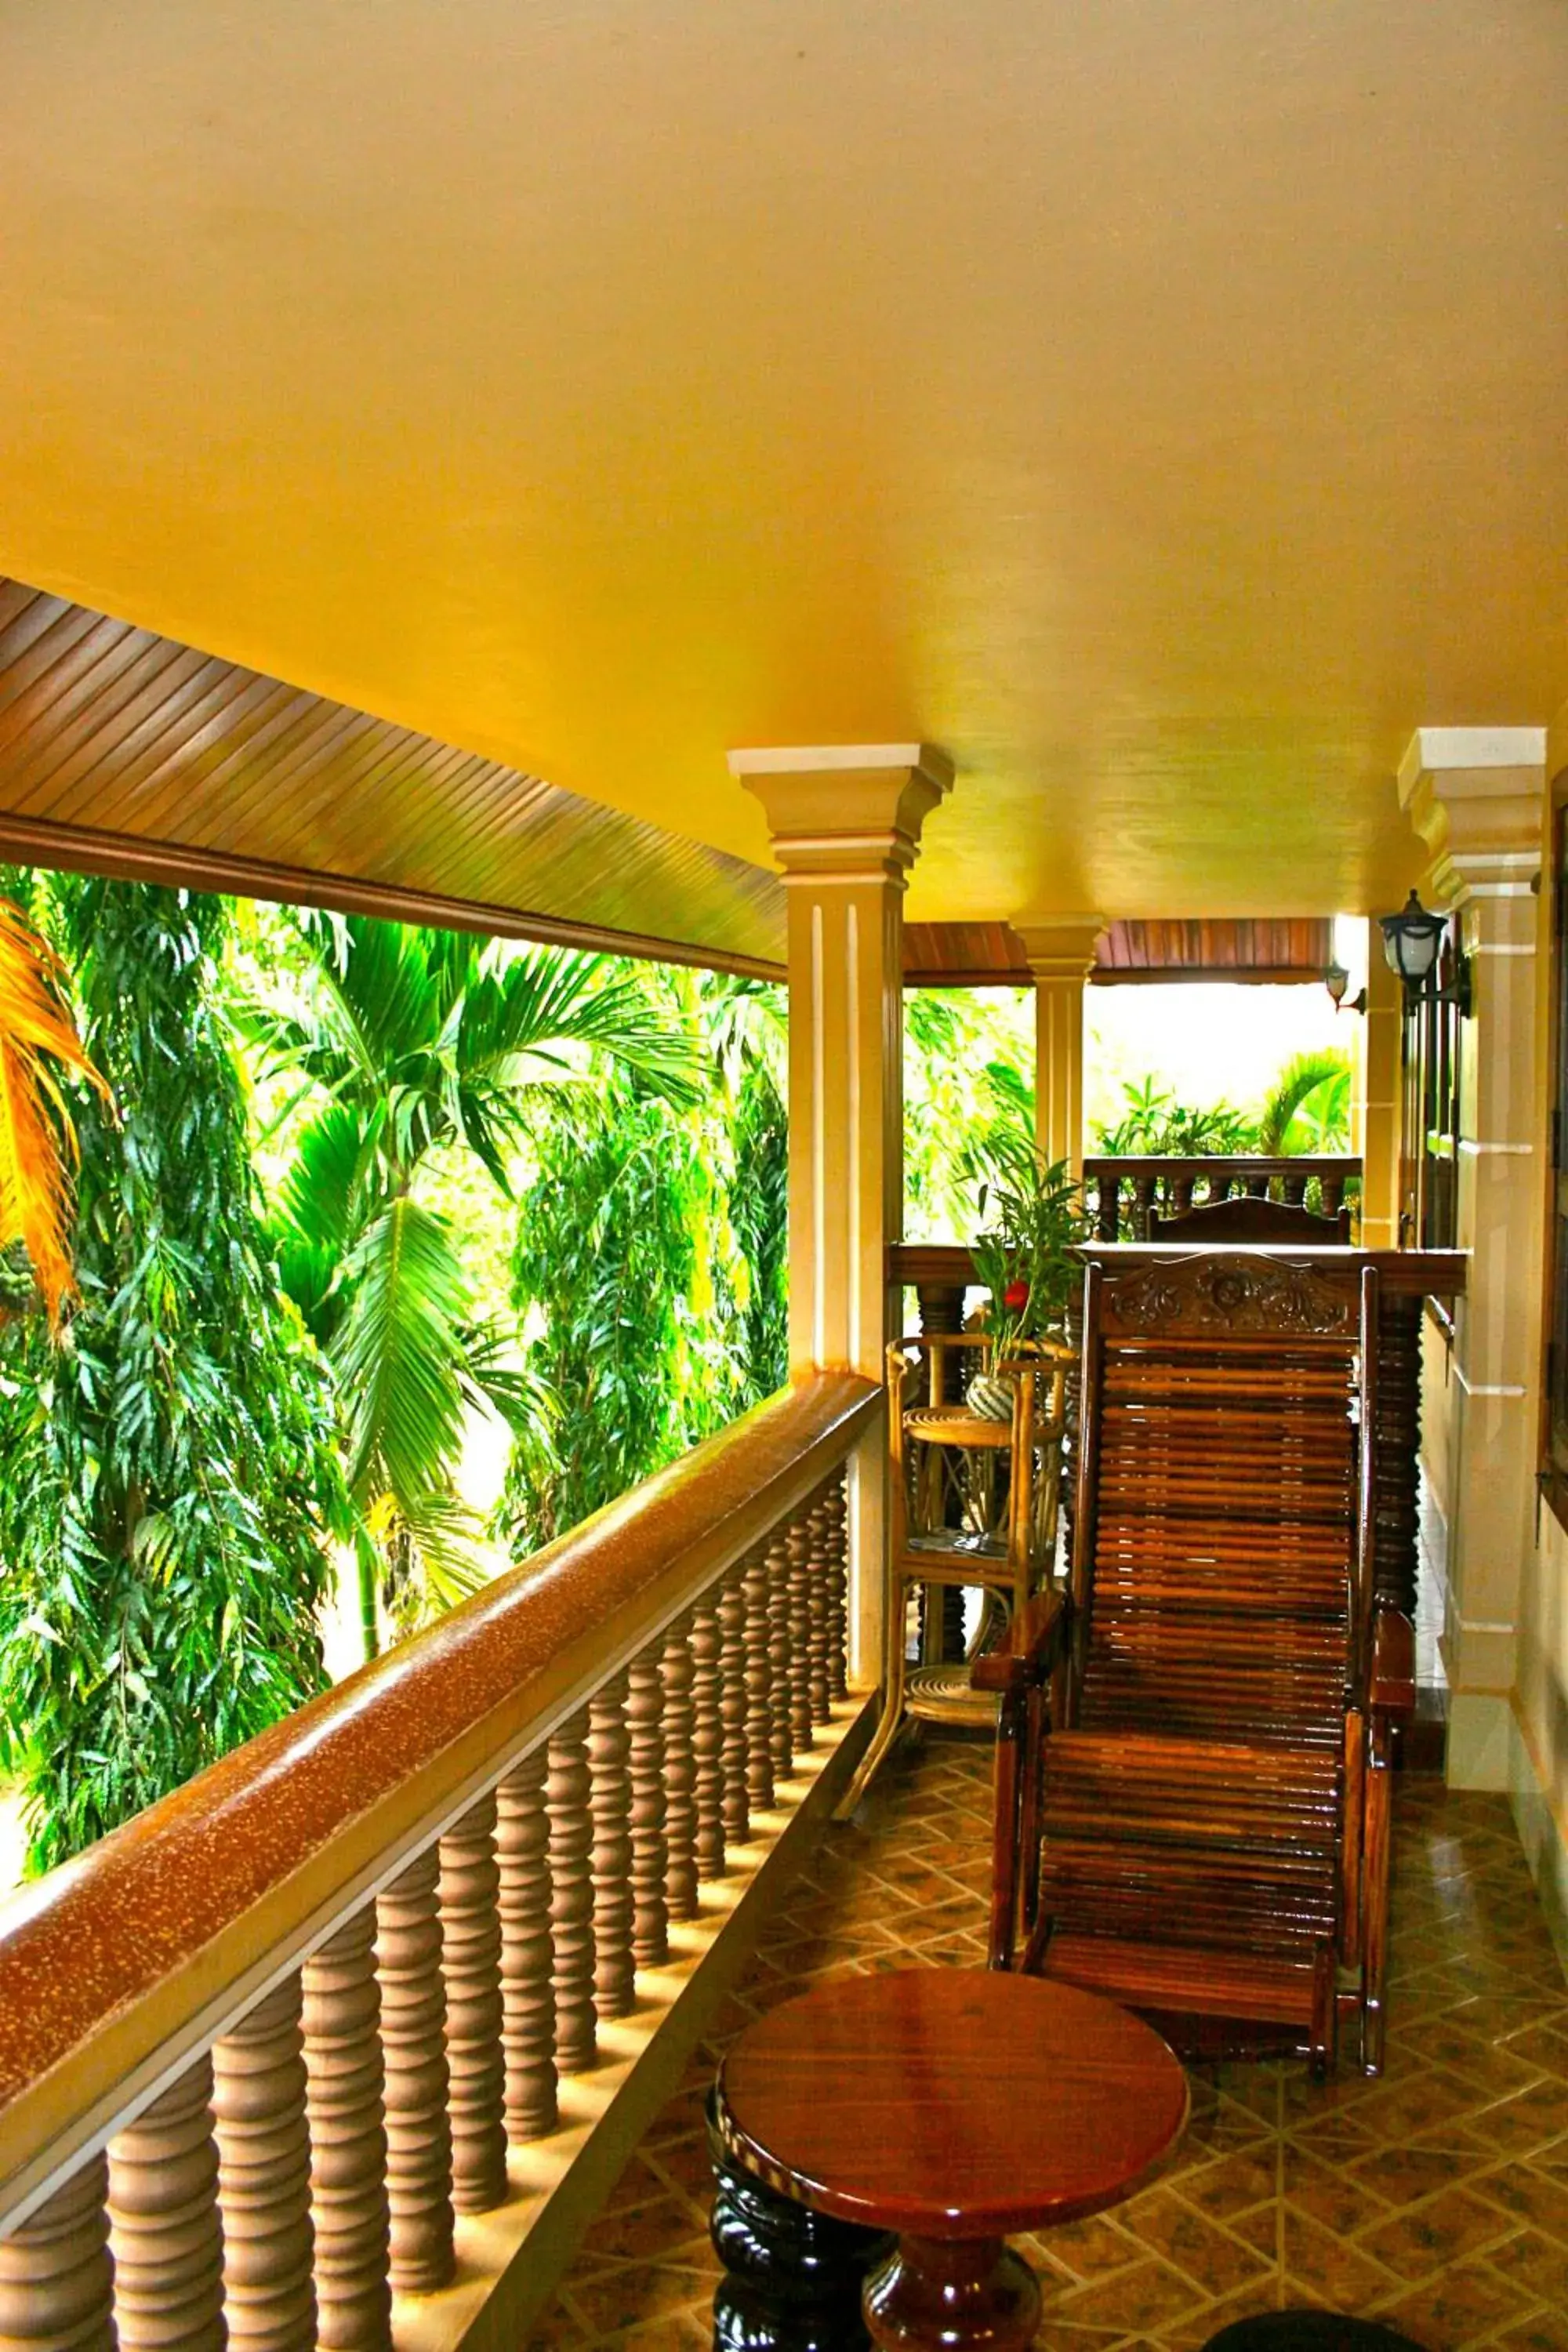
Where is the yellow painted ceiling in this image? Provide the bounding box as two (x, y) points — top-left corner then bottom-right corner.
(2, 0), (1565, 923)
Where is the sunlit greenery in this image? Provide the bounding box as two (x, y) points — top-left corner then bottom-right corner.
(0, 883), (789, 1871)
(245, 910), (703, 1647)
(0, 880), (347, 1872)
(1091, 1050), (1352, 1158)
(498, 971), (786, 1550)
(903, 987), (1035, 1240)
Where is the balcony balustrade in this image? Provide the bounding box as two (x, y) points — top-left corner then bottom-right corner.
(1083, 1153), (1362, 1241)
(0, 1374), (879, 2352)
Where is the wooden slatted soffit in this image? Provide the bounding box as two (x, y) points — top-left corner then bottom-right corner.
(903, 918), (1335, 987)
(0, 581), (785, 976)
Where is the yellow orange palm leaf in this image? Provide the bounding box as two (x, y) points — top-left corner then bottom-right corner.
(0, 895), (111, 1329)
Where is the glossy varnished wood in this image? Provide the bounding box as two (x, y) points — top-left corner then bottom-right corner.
(715, 1969), (1187, 2238)
(894, 1240), (1464, 1626)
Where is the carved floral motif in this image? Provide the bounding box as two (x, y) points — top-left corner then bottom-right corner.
(1104, 1254), (1357, 1337)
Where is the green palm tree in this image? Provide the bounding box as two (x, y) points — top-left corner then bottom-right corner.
(251, 912), (699, 1657)
(1255, 1048), (1352, 1156)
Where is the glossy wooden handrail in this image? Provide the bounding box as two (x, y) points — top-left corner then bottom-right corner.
(0, 1370), (879, 2227)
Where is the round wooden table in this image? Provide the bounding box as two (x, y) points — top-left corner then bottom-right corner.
(713, 1968), (1189, 2352)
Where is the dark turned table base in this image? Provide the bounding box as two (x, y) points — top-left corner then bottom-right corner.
(706, 2092), (894, 2350)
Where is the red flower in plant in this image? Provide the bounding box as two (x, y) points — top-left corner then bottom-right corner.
(1003, 1279), (1030, 1312)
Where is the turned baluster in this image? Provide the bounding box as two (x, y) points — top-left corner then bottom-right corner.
(825, 1479), (850, 1699)
(764, 1532), (794, 1781)
(717, 1570), (751, 1847)
(1245, 1171), (1269, 1199)
(301, 1904), (391, 2352)
(742, 1547), (775, 1813)
(626, 1651), (670, 1969)
(1323, 1170), (1346, 1216)
(107, 2053), (226, 2352)
(691, 1599), (726, 1879)
(375, 1849), (455, 2292)
(589, 1675), (636, 2020)
(0, 2156), (116, 2352)
(804, 1497), (833, 1727)
(439, 1793), (508, 2212)
(661, 1616), (699, 1923)
(546, 1713), (597, 2072)
(785, 1517), (814, 1756)
(1171, 1173), (1195, 1215)
(1130, 1171), (1157, 1240)
(212, 1974), (318, 2352)
(1094, 1169), (1120, 1241)
(495, 1748), (557, 2140)
(1282, 1169), (1308, 1207)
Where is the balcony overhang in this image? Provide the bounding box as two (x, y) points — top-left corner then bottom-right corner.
(0, 581), (786, 978)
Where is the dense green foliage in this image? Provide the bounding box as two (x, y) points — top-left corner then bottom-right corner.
(250, 913), (702, 1642)
(903, 988), (1035, 1240)
(1092, 1051), (1352, 1158)
(498, 974), (787, 1550)
(0, 880), (347, 1872)
(0, 886), (787, 1868)
(1092, 1075), (1258, 1156)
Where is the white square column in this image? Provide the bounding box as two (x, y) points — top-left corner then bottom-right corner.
(1399, 726), (1548, 1787)
(731, 744), (954, 1687)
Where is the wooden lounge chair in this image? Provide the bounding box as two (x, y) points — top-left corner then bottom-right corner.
(979, 1250), (1414, 2074)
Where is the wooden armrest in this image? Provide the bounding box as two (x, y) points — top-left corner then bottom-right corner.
(1368, 1606), (1417, 1719)
(971, 1587), (1069, 1697)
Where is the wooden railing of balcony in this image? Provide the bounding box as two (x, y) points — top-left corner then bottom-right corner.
(0, 1373), (879, 2352)
(1083, 1154), (1362, 1241)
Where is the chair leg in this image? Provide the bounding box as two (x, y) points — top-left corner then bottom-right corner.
(1309, 1944), (1335, 2078)
(1340, 1709), (1366, 1973)
(1361, 1718), (1395, 2076)
(834, 1578), (912, 1820)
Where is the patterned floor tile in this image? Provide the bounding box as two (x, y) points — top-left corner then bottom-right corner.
(536, 1730), (1568, 2349)
(1370, 2256), (1537, 2349)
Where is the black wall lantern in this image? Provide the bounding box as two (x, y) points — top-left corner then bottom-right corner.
(1377, 889), (1472, 1016)
(1323, 960), (1367, 1016)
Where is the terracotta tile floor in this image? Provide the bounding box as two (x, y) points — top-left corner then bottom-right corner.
(524, 1732), (1568, 2352)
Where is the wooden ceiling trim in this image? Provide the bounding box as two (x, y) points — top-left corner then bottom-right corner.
(0, 580), (785, 975)
(0, 811), (784, 979)
(903, 917), (1338, 985)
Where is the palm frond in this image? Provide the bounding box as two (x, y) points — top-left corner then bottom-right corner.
(395, 1490), (492, 1613)
(0, 896), (111, 1328)
(333, 1196), (471, 1512)
(1256, 1049), (1353, 1155)
(462, 951), (703, 1107)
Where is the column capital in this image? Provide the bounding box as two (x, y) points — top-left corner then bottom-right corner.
(728, 743), (953, 887)
(1396, 728), (1545, 903)
(1014, 916), (1107, 985)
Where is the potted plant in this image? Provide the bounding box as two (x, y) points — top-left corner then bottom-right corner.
(964, 1122), (1085, 1418)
